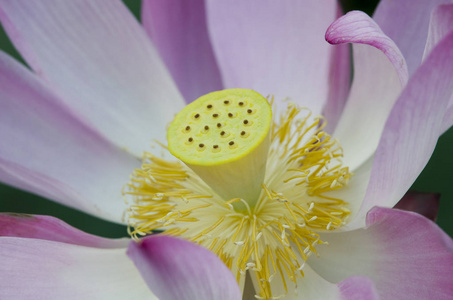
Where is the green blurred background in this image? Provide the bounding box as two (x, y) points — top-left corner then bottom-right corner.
(0, 0), (452, 238)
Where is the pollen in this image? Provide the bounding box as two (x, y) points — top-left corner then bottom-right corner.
(125, 89), (352, 299)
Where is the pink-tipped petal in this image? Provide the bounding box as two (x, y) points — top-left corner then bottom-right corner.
(0, 0), (184, 157)
(326, 11), (408, 85)
(141, 0), (223, 103)
(352, 31), (453, 227)
(127, 235), (241, 300)
(327, 11), (408, 171)
(338, 276), (380, 300)
(394, 191), (441, 221)
(0, 237), (155, 299)
(205, 0), (340, 114)
(0, 213), (128, 248)
(0, 51), (139, 223)
(374, 0), (453, 76)
(309, 207), (453, 300)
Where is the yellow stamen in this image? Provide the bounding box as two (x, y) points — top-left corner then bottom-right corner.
(125, 89), (351, 299)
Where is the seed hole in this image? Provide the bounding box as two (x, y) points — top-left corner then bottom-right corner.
(212, 113), (219, 118)
(229, 141), (235, 146)
(238, 102), (244, 106)
(241, 131), (246, 136)
(220, 131), (226, 136)
(199, 143), (204, 148)
(213, 145), (219, 149)
(243, 120), (249, 125)
(217, 123), (222, 128)
(224, 100), (230, 105)
(207, 104), (213, 109)
(188, 137), (193, 142)
(185, 126), (191, 130)
(204, 125), (209, 130)
(228, 113), (234, 118)
(247, 109), (253, 114)
(194, 113), (200, 119)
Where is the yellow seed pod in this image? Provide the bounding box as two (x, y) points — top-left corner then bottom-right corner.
(167, 89), (272, 166)
(167, 89), (272, 208)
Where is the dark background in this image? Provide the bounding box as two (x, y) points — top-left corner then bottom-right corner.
(0, 0), (452, 238)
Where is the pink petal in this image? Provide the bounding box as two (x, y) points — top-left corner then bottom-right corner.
(0, 0), (185, 157)
(326, 11), (408, 171)
(0, 213), (128, 248)
(374, 0), (453, 76)
(141, 0), (223, 103)
(127, 235), (241, 300)
(0, 237), (155, 299)
(0, 51), (139, 223)
(338, 276), (380, 300)
(394, 191), (440, 221)
(205, 0), (340, 114)
(309, 207), (453, 299)
(353, 30), (453, 227)
(422, 4), (453, 133)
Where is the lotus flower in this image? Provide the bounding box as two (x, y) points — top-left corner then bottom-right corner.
(1, 1), (453, 299)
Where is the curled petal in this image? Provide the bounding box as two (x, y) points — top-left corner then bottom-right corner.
(327, 11), (407, 171)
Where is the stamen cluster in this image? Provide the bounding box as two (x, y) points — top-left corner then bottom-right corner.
(125, 103), (351, 299)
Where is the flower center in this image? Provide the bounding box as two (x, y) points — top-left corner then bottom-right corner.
(125, 89), (351, 299)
